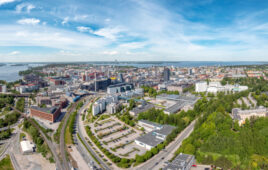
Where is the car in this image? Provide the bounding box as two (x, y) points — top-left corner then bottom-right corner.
(204, 168), (210, 170)
(192, 164), (197, 167)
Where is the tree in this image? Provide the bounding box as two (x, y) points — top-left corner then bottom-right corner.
(215, 156), (232, 169)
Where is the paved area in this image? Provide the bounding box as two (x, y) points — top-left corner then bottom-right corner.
(89, 115), (145, 159)
(69, 145), (92, 170)
(135, 119), (197, 170)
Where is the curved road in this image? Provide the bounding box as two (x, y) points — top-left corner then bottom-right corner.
(76, 98), (110, 170)
(9, 105), (63, 170)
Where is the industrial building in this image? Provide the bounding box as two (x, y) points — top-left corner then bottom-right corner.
(129, 104), (154, 116)
(135, 121), (175, 150)
(138, 119), (163, 132)
(20, 140), (35, 154)
(163, 153), (195, 170)
(156, 94), (199, 115)
(30, 106), (61, 122)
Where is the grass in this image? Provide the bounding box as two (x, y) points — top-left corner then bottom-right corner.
(64, 118), (73, 145)
(20, 132), (26, 141)
(0, 155), (14, 170)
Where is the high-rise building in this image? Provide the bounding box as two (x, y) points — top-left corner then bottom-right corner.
(118, 73), (124, 83)
(163, 68), (170, 82)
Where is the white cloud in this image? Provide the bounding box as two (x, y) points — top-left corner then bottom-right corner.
(17, 18), (40, 25)
(0, 25), (109, 51)
(119, 42), (147, 49)
(16, 3), (35, 13)
(94, 27), (124, 40)
(61, 17), (69, 25)
(77, 26), (93, 33)
(103, 51), (118, 55)
(0, 0), (15, 6)
(9, 51), (20, 55)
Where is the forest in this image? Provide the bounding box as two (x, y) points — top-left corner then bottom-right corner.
(176, 79), (268, 169)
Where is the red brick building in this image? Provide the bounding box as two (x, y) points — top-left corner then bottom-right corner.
(30, 106), (61, 122)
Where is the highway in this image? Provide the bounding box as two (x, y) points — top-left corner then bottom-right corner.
(76, 97), (110, 170)
(136, 119), (197, 170)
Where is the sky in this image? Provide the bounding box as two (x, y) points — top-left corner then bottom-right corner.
(0, 0), (268, 62)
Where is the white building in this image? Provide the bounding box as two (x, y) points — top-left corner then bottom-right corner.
(195, 82), (207, 92)
(20, 140), (35, 154)
(107, 103), (119, 114)
(138, 119), (163, 132)
(0, 84), (7, 93)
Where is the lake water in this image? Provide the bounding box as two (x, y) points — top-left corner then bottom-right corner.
(0, 64), (43, 82)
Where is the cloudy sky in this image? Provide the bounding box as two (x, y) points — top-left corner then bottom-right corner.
(0, 0), (268, 62)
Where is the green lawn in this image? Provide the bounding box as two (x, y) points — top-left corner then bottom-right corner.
(0, 155), (14, 170)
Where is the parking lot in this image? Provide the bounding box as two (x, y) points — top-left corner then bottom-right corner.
(89, 115), (146, 158)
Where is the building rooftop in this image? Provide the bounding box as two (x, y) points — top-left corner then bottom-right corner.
(154, 125), (175, 136)
(156, 94), (198, 103)
(135, 131), (163, 147)
(163, 153), (195, 170)
(130, 104), (154, 115)
(139, 119), (163, 129)
(31, 106), (59, 114)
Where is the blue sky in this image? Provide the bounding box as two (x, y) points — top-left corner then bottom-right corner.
(0, 0), (268, 62)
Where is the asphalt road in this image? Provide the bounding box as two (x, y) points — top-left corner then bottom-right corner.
(136, 119), (197, 170)
(76, 98), (110, 170)
(10, 106), (63, 170)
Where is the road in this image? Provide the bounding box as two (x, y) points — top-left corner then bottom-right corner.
(76, 97), (110, 170)
(136, 119), (197, 170)
(60, 100), (81, 170)
(9, 105), (63, 170)
(0, 118), (23, 131)
(73, 98), (101, 170)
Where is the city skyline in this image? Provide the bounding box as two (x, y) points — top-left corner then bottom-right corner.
(1, 0), (268, 62)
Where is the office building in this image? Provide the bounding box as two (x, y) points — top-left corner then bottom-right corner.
(164, 68), (170, 82)
(195, 81), (207, 92)
(107, 83), (133, 94)
(118, 73), (124, 82)
(30, 106), (61, 122)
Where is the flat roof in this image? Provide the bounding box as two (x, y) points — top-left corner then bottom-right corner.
(130, 104), (154, 115)
(163, 153), (195, 170)
(154, 125), (175, 136)
(108, 83), (132, 88)
(139, 119), (163, 129)
(135, 131), (163, 147)
(31, 106), (59, 114)
(156, 94), (198, 103)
